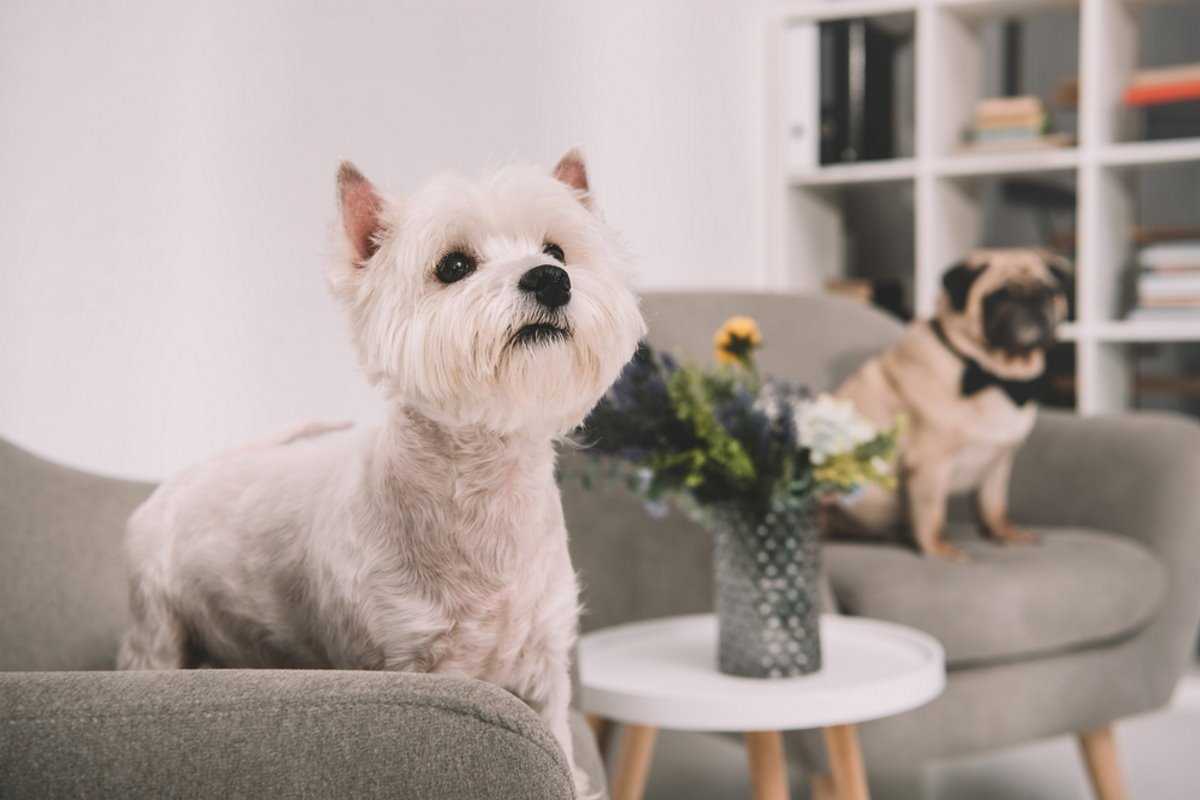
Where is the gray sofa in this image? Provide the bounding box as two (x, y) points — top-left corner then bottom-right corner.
(563, 292), (1200, 796)
(0, 436), (605, 798)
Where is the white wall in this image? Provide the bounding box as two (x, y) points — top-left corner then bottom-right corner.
(0, 0), (768, 480)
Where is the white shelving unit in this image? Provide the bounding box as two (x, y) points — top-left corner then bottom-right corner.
(765, 0), (1200, 415)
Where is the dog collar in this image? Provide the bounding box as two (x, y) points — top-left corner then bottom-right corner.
(928, 320), (1043, 406)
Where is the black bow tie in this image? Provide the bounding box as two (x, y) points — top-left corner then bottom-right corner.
(930, 321), (1044, 406)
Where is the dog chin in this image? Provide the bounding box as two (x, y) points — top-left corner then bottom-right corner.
(507, 321), (572, 350)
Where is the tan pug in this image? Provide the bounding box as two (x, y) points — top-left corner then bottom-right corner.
(832, 248), (1071, 560)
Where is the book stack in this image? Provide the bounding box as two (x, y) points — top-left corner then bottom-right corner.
(1128, 241), (1200, 322)
(1124, 64), (1200, 141)
(963, 96), (1071, 153)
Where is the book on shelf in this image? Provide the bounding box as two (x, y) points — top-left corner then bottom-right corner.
(1140, 296), (1200, 309)
(1139, 274), (1200, 298)
(962, 95), (1069, 154)
(974, 112), (1047, 131)
(1139, 241), (1200, 270)
(959, 133), (1073, 154)
(1124, 63), (1200, 107)
(1127, 64), (1200, 88)
(1129, 240), (1200, 320)
(975, 96), (1043, 118)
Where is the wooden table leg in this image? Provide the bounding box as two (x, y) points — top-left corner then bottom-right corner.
(585, 713), (613, 763)
(823, 724), (870, 800)
(611, 724), (658, 800)
(1078, 725), (1127, 800)
(745, 730), (790, 800)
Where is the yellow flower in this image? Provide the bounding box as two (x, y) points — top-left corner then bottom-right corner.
(713, 315), (763, 367)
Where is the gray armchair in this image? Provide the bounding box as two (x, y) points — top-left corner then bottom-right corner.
(0, 438), (604, 799)
(563, 291), (1200, 798)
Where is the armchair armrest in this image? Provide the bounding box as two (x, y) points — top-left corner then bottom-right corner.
(0, 669), (574, 800)
(1009, 409), (1200, 698)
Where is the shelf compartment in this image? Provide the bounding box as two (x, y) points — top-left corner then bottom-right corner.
(926, 1), (1081, 159)
(791, 159), (918, 186)
(784, 180), (916, 316)
(1106, 1), (1200, 145)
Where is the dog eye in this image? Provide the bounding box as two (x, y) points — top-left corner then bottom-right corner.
(542, 242), (566, 263)
(435, 251), (476, 284)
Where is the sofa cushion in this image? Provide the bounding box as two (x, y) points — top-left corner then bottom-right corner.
(825, 527), (1167, 669)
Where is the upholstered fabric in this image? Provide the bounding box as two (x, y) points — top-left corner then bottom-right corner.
(826, 527), (1167, 668)
(0, 669), (577, 800)
(0, 437), (154, 670)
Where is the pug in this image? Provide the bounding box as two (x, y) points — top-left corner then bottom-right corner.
(832, 248), (1071, 560)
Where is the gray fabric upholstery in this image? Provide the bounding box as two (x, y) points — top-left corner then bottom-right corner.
(566, 291), (1200, 787)
(826, 527), (1167, 668)
(0, 438), (154, 670)
(786, 614), (1178, 777)
(1008, 410), (1200, 709)
(0, 670), (575, 800)
(0, 439), (607, 798)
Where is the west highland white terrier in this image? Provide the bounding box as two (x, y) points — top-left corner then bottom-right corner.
(118, 150), (645, 796)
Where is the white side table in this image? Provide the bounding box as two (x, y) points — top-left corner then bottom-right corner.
(579, 613), (945, 800)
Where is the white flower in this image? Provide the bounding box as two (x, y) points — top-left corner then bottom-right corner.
(795, 394), (876, 464)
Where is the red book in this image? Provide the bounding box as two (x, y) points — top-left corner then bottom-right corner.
(1124, 80), (1200, 107)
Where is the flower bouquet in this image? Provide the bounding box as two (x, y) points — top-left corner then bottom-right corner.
(577, 316), (898, 677)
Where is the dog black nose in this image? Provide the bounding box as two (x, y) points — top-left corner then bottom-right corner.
(519, 264), (571, 309)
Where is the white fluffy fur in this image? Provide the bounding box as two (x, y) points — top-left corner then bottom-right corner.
(118, 153), (645, 797)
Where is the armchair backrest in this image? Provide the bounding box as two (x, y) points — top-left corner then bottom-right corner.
(0, 439), (153, 670)
(641, 291), (904, 389)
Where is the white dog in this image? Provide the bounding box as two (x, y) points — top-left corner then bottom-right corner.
(118, 150), (645, 796)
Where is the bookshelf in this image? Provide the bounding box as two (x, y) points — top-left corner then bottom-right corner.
(766, 0), (1200, 415)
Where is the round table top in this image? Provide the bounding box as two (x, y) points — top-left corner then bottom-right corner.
(579, 613), (945, 732)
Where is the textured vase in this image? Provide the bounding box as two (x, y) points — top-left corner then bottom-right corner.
(713, 507), (822, 678)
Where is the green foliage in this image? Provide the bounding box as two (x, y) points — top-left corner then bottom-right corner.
(575, 340), (900, 529)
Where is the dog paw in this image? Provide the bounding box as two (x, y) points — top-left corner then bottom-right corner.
(926, 540), (970, 562)
(988, 524), (1039, 546)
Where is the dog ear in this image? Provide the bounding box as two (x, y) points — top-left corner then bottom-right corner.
(1043, 252), (1076, 319)
(941, 260), (981, 312)
(1043, 253), (1074, 294)
(552, 148), (592, 209)
(337, 161), (385, 266)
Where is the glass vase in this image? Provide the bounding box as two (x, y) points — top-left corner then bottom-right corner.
(712, 506), (822, 678)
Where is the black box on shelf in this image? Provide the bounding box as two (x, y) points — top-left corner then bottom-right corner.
(819, 19), (900, 165)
